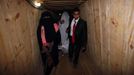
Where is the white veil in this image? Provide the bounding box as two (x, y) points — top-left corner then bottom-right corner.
(59, 11), (70, 53)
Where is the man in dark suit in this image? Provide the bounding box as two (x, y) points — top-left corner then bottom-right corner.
(67, 8), (87, 68)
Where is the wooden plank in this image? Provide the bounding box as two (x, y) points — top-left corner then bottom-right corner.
(0, 0), (43, 75)
(80, 0), (134, 75)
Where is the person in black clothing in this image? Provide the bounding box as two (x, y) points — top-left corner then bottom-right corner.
(66, 8), (87, 68)
(37, 11), (61, 75)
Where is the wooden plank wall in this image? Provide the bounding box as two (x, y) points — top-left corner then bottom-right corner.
(0, 0), (43, 75)
(80, 0), (134, 75)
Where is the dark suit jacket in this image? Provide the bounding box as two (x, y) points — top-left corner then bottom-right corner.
(67, 18), (87, 49)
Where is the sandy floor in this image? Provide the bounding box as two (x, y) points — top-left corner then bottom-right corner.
(51, 52), (93, 75)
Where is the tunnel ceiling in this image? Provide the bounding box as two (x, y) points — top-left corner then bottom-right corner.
(44, 0), (87, 10)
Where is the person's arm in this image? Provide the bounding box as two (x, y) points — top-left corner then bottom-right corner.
(82, 21), (87, 52)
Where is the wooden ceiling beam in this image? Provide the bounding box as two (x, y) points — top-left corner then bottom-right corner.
(42, 0), (87, 10)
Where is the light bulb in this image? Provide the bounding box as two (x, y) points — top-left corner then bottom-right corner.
(34, 1), (41, 7)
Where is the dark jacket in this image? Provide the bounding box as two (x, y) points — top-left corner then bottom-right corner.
(67, 18), (87, 48)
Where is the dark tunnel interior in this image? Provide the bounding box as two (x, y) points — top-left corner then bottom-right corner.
(1, 0), (134, 75)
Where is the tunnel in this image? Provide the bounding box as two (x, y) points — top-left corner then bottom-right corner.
(0, 0), (134, 75)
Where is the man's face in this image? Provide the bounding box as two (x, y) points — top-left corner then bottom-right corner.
(73, 11), (80, 20)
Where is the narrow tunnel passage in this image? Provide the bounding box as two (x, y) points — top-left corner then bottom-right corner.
(1, 0), (134, 75)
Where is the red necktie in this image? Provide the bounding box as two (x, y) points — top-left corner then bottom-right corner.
(72, 20), (76, 44)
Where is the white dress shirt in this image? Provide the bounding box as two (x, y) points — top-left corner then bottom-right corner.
(70, 18), (79, 36)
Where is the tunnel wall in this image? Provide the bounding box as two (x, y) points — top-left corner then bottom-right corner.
(80, 0), (134, 75)
(0, 0), (43, 75)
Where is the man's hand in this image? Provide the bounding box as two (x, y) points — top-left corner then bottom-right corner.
(81, 47), (86, 53)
